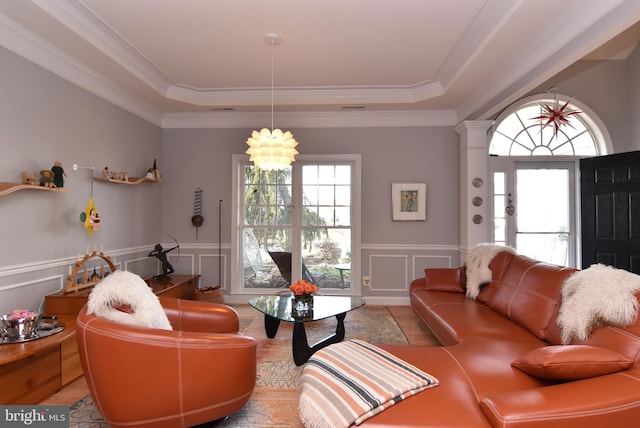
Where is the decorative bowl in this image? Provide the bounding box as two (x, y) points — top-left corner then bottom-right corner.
(1, 311), (41, 339)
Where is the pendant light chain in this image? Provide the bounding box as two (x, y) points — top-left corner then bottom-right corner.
(245, 33), (299, 171)
(271, 39), (274, 132)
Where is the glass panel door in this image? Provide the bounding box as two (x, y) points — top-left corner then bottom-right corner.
(515, 165), (574, 266)
(491, 159), (576, 267)
(236, 157), (357, 292)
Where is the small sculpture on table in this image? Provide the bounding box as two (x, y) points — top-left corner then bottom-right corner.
(148, 243), (178, 281)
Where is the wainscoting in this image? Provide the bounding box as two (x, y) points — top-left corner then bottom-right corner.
(360, 244), (459, 304)
(0, 242), (459, 313)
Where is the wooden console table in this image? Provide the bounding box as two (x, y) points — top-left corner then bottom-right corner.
(0, 274), (200, 404)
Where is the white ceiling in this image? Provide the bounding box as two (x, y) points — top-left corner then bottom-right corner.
(0, 0), (639, 128)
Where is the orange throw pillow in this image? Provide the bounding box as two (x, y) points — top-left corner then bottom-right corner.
(424, 267), (465, 293)
(512, 345), (634, 381)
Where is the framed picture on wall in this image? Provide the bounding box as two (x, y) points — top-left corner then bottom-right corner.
(392, 182), (427, 221)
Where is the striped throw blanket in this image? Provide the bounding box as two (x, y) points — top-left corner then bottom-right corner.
(299, 340), (439, 428)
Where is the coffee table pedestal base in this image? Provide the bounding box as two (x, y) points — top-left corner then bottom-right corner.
(263, 313), (347, 366)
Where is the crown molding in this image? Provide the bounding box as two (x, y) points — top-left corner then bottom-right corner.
(435, 0), (525, 90)
(0, 12), (164, 126)
(161, 110), (458, 129)
(32, 0), (171, 95)
(165, 81), (445, 107)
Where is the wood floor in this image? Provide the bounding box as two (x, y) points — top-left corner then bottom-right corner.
(39, 305), (438, 406)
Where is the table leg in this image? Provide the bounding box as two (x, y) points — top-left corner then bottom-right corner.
(292, 312), (347, 366)
(264, 314), (280, 338)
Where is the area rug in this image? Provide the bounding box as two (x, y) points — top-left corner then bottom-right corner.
(69, 305), (410, 428)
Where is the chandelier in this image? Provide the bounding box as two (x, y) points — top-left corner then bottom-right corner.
(246, 33), (299, 171)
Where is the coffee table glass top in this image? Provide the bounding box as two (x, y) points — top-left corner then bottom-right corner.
(248, 294), (365, 322)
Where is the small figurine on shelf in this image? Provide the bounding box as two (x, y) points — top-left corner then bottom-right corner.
(39, 170), (56, 188)
(102, 166), (110, 179)
(51, 161), (67, 188)
(21, 171), (37, 185)
(146, 158), (161, 181)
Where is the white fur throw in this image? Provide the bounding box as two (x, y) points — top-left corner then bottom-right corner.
(465, 243), (516, 299)
(558, 264), (640, 344)
(87, 270), (172, 330)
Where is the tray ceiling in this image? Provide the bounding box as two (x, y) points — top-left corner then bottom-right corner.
(0, 0), (638, 127)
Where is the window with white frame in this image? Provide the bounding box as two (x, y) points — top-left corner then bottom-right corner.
(231, 154), (361, 294)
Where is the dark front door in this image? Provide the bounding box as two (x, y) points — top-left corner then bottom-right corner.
(580, 151), (640, 273)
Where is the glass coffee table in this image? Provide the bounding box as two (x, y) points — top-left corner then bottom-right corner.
(248, 294), (365, 365)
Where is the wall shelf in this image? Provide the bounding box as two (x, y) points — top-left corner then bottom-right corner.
(94, 176), (161, 185)
(0, 182), (68, 197)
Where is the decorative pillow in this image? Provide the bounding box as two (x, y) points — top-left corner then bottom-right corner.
(512, 345), (634, 381)
(87, 270), (172, 330)
(424, 267), (465, 293)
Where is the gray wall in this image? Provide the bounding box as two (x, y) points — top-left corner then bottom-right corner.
(0, 47), (162, 315)
(160, 127), (460, 297)
(1, 41), (640, 313)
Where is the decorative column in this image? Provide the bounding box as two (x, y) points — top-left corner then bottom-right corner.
(455, 121), (493, 260)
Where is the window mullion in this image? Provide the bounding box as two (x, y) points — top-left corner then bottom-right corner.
(290, 163), (303, 282)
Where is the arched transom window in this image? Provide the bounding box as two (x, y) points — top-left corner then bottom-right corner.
(490, 93), (605, 156)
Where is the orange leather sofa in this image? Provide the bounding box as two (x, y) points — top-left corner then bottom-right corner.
(362, 252), (640, 427)
(77, 297), (256, 428)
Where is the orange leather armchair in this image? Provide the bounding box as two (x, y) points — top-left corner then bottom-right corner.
(76, 296), (256, 428)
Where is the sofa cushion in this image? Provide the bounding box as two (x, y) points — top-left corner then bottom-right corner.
(411, 289), (542, 345)
(511, 345), (634, 381)
(488, 256), (576, 340)
(362, 344), (494, 428)
(424, 267), (466, 293)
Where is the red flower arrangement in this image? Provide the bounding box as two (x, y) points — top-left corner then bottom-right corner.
(289, 279), (318, 296)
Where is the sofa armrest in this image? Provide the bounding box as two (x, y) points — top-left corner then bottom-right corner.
(409, 277), (427, 292)
(479, 371), (640, 428)
(159, 296), (240, 333)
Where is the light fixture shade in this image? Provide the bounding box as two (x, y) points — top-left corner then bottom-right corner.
(246, 128), (299, 170)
